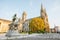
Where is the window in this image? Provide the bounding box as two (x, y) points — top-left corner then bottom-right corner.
(0, 22), (1, 26)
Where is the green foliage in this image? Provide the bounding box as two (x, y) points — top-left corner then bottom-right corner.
(28, 31), (33, 34)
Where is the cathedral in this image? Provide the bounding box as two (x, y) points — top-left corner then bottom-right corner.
(21, 4), (50, 32)
(0, 4), (50, 33)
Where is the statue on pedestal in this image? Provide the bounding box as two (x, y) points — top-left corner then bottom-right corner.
(9, 14), (18, 30)
(5, 14), (19, 37)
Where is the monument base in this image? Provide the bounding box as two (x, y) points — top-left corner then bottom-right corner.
(5, 30), (20, 37)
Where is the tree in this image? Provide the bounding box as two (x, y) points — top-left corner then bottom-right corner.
(29, 17), (45, 33)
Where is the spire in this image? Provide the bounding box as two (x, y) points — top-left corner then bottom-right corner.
(41, 4), (43, 12)
(41, 4), (48, 17)
(41, 4), (45, 12)
(41, 4), (44, 18)
(40, 4), (50, 32)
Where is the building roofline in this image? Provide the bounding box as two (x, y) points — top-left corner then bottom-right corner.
(0, 18), (11, 22)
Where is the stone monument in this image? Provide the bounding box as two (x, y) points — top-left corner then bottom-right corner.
(5, 14), (20, 37)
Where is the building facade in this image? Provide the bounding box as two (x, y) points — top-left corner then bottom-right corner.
(0, 19), (11, 33)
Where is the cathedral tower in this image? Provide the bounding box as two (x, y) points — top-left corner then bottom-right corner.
(22, 11), (27, 22)
(41, 4), (50, 32)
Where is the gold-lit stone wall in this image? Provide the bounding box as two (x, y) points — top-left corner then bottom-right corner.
(0, 19), (11, 33)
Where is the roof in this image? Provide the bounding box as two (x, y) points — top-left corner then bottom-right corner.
(24, 16), (41, 22)
(0, 18), (11, 22)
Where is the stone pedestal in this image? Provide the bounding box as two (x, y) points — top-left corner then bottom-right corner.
(6, 30), (20, 37)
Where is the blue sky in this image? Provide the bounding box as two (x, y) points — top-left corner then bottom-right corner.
(0, 0), (60, 28)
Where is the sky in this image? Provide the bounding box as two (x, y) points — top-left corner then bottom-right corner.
(0, 0), (60, 28)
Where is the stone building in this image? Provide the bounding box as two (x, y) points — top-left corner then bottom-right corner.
(54, 26), (60, 33)
(0, 19), (11, 33)
(18, 11), (27, 32)
(41, 4), (50, 32)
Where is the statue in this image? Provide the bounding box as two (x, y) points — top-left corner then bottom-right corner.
(9, 14), (18, 30)
(12, 14), (17, 22)
(5, 14), (19, 37)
